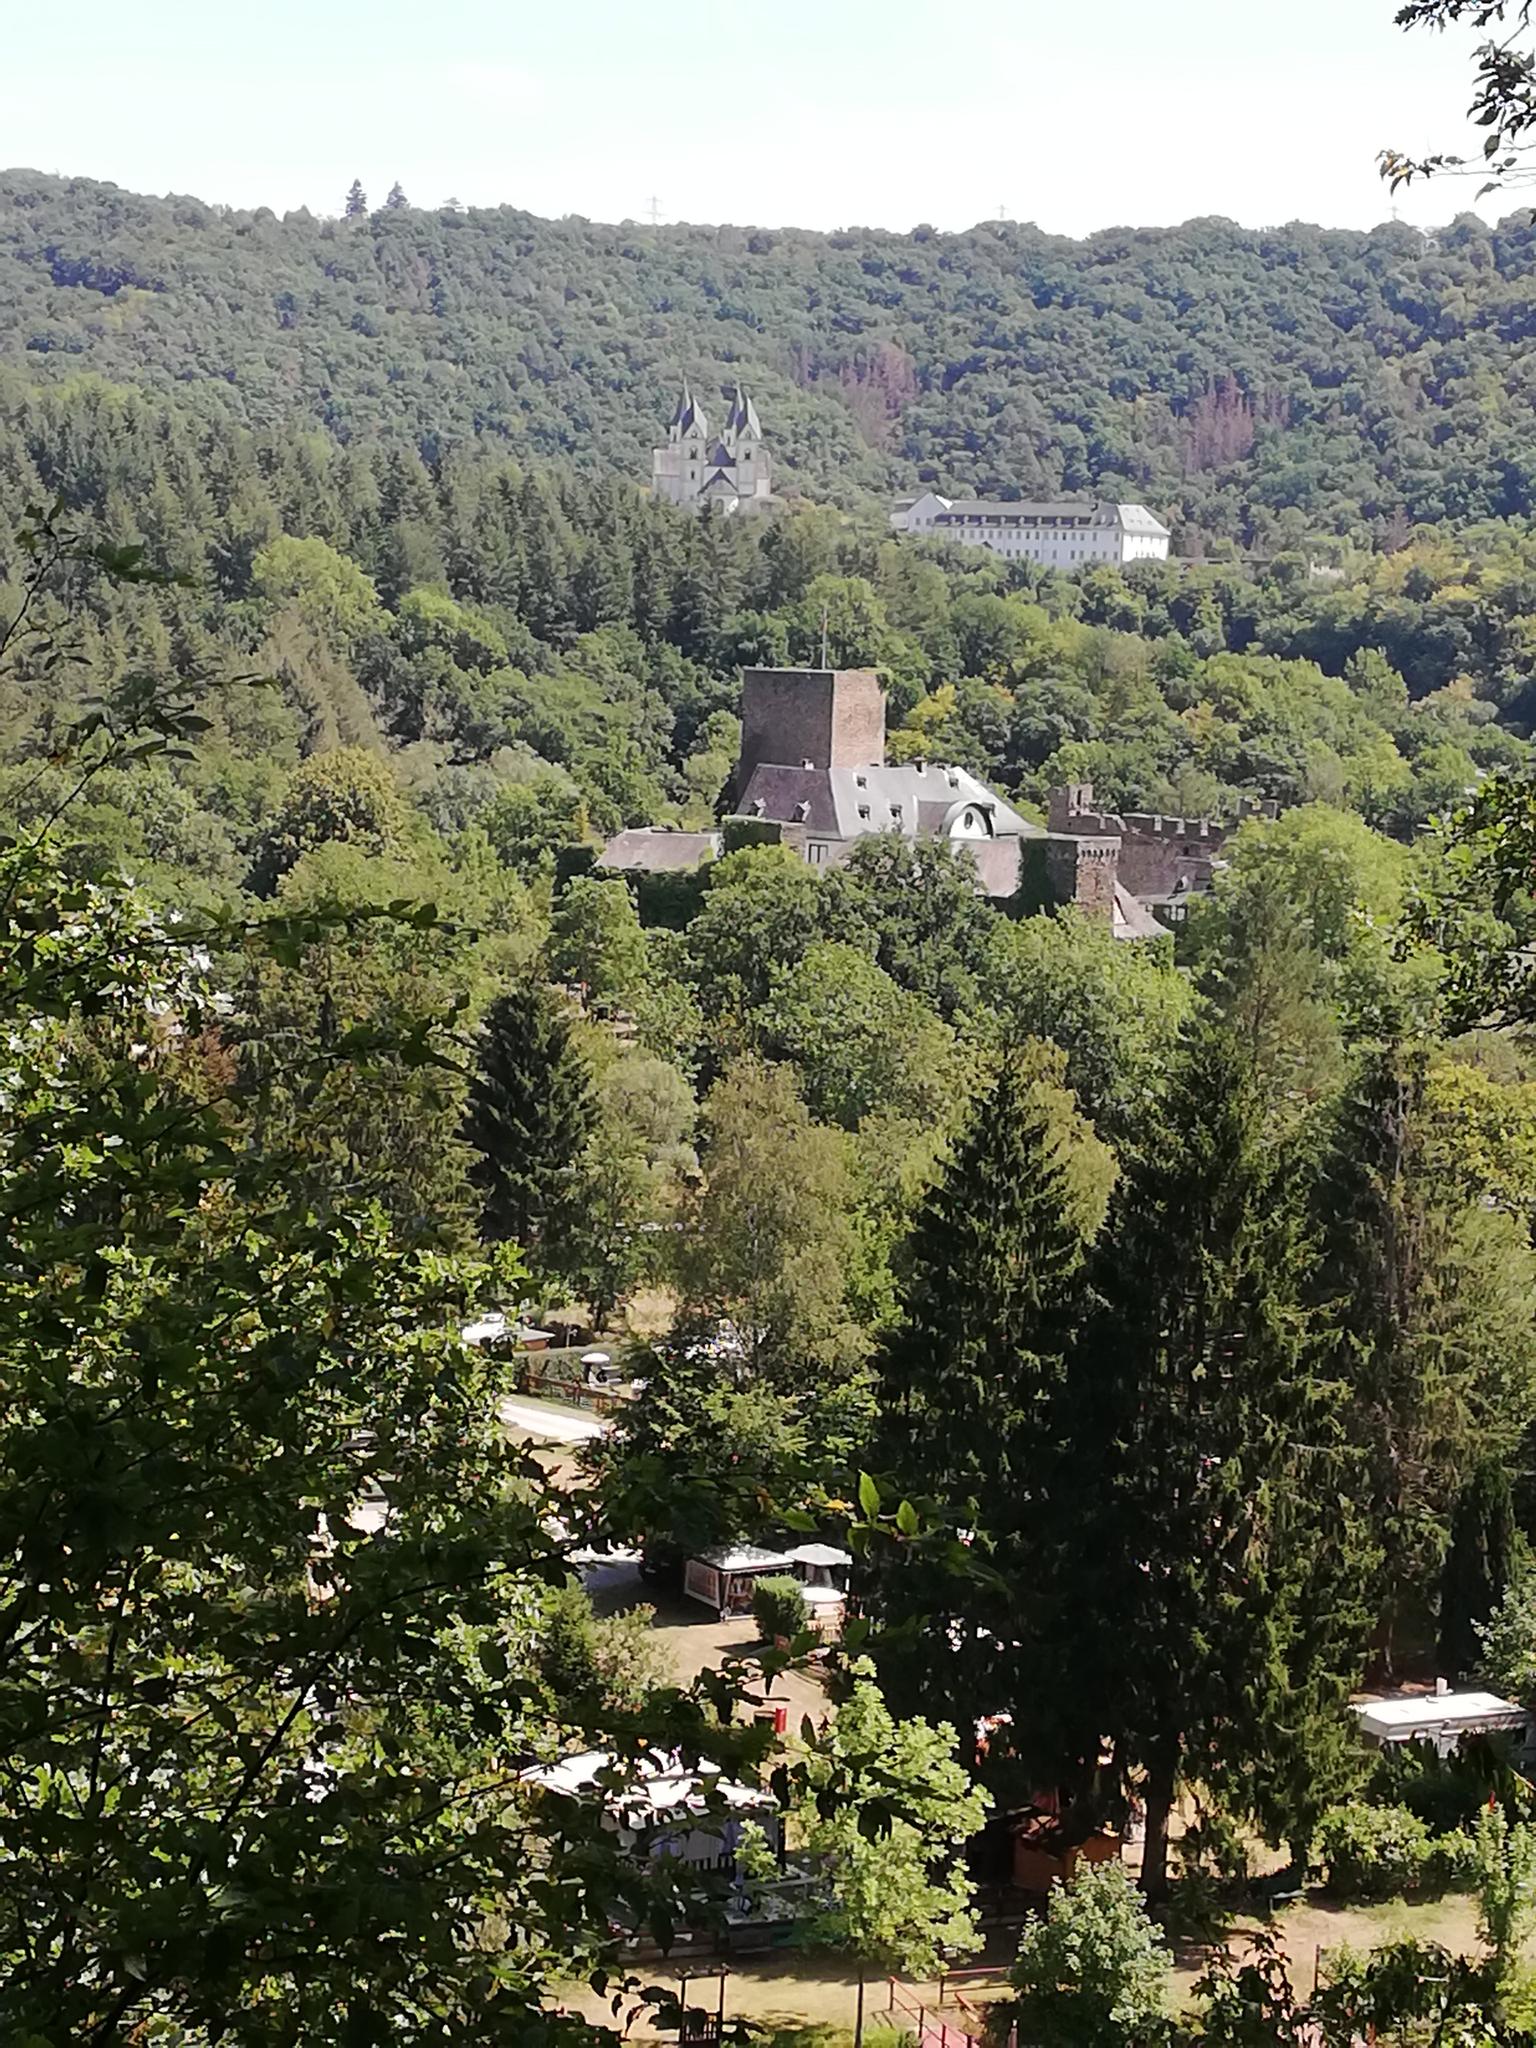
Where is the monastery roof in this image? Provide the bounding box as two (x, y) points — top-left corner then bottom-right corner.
(923, 496), (1171, 538)
(1354, 1692), (1526, 1741)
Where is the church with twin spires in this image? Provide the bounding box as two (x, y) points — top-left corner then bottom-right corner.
(650, 380), (774, 515)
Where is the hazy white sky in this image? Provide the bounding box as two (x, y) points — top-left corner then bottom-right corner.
(1, 0), (1512, 237)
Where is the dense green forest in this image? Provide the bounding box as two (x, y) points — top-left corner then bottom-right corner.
(19, 160), (1536, 2042)
(5, 368), (1536, 914)
(7, 170), (1536, 546)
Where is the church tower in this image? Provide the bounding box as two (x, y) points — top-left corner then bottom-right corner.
(723, 384), (770, 502)
(651, 381), (713, 507)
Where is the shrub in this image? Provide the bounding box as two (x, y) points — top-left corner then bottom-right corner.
(1008, 1860), (1171, 2048)
(1373, 1732), (1535, 1834)
(1427, 1826), (1478, 1891)
(1316, 1803), (1432, 1899)
(752, 1574), (809, 1641)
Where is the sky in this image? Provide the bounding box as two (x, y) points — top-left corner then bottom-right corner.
(0, 0), (1513, 239)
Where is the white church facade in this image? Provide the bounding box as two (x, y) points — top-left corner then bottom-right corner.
(651, 382), (774, 515)
(890, 492), (1171, 566)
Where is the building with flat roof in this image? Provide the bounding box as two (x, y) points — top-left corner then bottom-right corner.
(890, 492), (1170, 566)
(1354, 1690), (1529, 1757)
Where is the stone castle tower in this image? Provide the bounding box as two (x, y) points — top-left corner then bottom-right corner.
(651, 380), (773, 515)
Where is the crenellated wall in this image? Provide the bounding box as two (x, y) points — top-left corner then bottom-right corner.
(1046, 781), (1274, 901)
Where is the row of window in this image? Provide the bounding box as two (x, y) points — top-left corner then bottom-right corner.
(936, 513), (1099, 528)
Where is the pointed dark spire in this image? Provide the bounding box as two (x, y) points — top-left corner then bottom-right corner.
(724, 384), (762, 446)
(667, 378), (710, 443)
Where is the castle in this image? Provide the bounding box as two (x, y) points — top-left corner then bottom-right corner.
(651, 382), (774, 515)
(600, 668), (1266, 938)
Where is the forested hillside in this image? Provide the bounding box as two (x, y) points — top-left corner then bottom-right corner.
(7, 170), (1536, 546)
(23, 150), (1536, 2040)
(2, 366), (1533, 908)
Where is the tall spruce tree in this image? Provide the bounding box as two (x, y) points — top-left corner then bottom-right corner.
(463, 982), (597, 1267)
(871, 1053), (1087, 1778)
(1439, 1460), (1517, 1680)
(343, 178), (368, 218)
(1060, 1019), (1370, 1897)
(1319, 1046), (1536, 1666)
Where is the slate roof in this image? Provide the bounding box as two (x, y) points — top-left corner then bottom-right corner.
(921, 496), (1171, 538)
(725, 384), (763, 440)
(735, 760), (1038, 843)
(1114, 503), (1172, 537)
(598, 828), (719, 873)
(669, 380), (710, 439)
(1112, 884), (1166, 939)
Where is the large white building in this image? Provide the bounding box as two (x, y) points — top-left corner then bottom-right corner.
(651, 380), (773, 515)
(889, 492), (1171, 566)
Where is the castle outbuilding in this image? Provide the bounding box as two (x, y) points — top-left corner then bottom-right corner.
(651, 381), (774, 514)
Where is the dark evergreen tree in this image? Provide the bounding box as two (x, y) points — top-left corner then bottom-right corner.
(1438, 1460), (1516, 1680)
(344, 179), (368, 218)
(1318, 1047), (1536, 1668)
(871, 1054), (1085, 1778)
(463, 982), (597, 1264)
(1060, 1020), (1369, 1898)
(572, 531), (634, 632)
(515, 474), (576, 643)
(385, 181), (409, 210)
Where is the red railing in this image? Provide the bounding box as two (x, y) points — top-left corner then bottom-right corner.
(886, 1975), (993, 2048)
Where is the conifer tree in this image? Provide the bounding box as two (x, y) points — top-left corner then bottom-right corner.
(385, 180), (408, 209)
(872, 1052), (1087, 1767)
(463, 981), (597, 1266)
(1319, 1046), (1536, 1664)
(1439, 1460), (1516, 1680)
(1060, 1020), (1369, 1897)
(344, 178), (368, 218)
(515, 474), (577, 643)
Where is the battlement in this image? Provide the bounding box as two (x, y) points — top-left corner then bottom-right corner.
(1048, 781), (1277, 844)
(1046, 781), (1276, 908)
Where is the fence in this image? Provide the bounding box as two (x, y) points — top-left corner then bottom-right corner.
(513, 1348), (636, 1419)
(886, 1974), (1009, 2048)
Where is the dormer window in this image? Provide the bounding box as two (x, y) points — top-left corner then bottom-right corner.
(855, 773), (867, 788)
(857, 804), (871, 821)
(889, 803), (903, 821)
